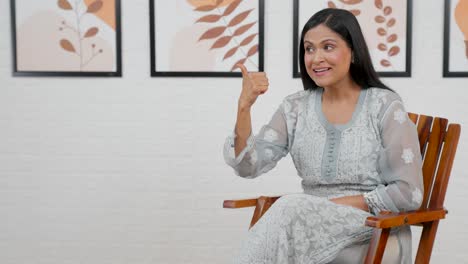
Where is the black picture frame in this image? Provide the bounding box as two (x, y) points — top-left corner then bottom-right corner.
(443, 0), (468, 77)
(10, 0), (122, 77)
(292, 0), (412, 78)
(150, 0), (264, 77)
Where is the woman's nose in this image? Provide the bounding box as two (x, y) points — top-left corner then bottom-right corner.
(311, 50), (325, 64)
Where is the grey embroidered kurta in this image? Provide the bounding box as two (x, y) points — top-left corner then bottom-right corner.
(224, 87), (424, 263)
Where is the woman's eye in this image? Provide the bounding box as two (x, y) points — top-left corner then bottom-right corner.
(306, 47), (314, 52)
(324, 44), (334, 50)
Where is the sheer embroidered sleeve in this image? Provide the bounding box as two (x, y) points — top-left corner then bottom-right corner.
(223, 104), (289, 179)
(364, 92), (424, 214)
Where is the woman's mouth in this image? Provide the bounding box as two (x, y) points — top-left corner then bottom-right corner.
(312, 67), (331, 76)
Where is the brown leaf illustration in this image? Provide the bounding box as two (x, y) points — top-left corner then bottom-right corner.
(224, 46), (239, 60)
(211, 36), (233, 49)
(228, 9), (253, 27)
(233, 22), (256, 36)
(58, 0), (73, 10)
(375, 0), (383, 9)
(387, 18), (396, 27)
(383, 6), (392, 16)
(240, 33), (257, 46)
(196, 14), (222, 23)
(60, 39), (76, 53)
(380, 59), (391, 67)
(199, 26), (227, 40)
(387, 34), (397, 43)
(388, 46), (400, 56)
(195, 4), (217, 12)
(247, 44), (258, 57)
(350, 9), (361, 16)
(337, 0), (362, 5)
(223, 0), (242, 16)
(87, 0), (103, 13)
(378, 43), (387, 51)
(377, 28), (387, 36)
(375, 15), (385, 23)
(231, 58), (246, 71)
(84, 27), (99, 38)
(328, 1), (337, 8)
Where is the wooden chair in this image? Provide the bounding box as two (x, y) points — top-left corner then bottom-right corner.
(223, 113), (461, 264)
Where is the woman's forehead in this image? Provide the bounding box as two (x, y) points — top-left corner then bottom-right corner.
(304, 25), (343, 43)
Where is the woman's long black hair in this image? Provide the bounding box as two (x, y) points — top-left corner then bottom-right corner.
(299, 8), (391, 91)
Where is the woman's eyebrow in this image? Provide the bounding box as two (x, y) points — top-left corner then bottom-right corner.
(303, 39), (337, 45)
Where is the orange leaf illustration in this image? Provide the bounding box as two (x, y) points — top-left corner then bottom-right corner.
(380, 59), (391, 67)
(231, 58), (246, 71)
(58, 0), (73, 10)
(378, 43), (387, 51)
(328, 1), (337, 8)
(223, 0), (242, 16)
(388, 46), (400, 56)
(224, 46), (239, 60)
(350, 9), (361, 16)
(375, 15), (385, 23)
(387, 34), (397, 43)
(387, 18), (396, 27)
(211, 36), (233, 49)
(196, 14), (222, 23)
(338, 0), (362, 4)
(60, 39), (76, 53)
(233, 22), (256, 36)
(375, 0), (383, 9)
(377, 28), (387, 36)
(195, 5), (217, 11)
(87, 0), (103, 13)
(199, 26), (227, 40)
(383, 6), (392, 16)
(228, 9), (253, 27)
(247, 44), (258, 57)
(84, 27), (99, 38)
(240, 33), (257, 46)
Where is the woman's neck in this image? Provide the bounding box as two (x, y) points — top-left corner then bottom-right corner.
(322, 78), (361, 103)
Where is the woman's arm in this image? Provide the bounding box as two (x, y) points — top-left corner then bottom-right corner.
(234, 64), (269, 157)
(330, 195), (369, 212)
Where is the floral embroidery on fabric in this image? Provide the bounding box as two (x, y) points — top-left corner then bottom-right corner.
(394, 108), (407, 124)
(401, 148), (415, 164)
(412, 188), (423, 206)
(264, 148), (274, 160)
(264, 129), (278, 142)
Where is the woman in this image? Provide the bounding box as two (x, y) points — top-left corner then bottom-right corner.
(223, 8), (423, 264)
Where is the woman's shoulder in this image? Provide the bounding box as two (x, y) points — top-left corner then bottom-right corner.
(281, 89), (314, 113)
(366, 87), (406, 122)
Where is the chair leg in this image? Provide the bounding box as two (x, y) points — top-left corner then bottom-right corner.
(415, 221), (439, 264)
(364, 228), (390, 264)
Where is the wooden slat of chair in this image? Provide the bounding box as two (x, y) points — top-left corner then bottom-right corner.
(365, 117), (460, 264)
(223, 113), (461, 264)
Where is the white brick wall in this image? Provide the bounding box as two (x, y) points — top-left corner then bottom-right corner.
(1, 0), (466, 263)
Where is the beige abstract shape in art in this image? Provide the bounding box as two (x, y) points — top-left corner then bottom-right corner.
(454, 0), (468, 58)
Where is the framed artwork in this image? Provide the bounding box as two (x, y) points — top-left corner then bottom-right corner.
(10, 0), (122, 77)
(150, 0), (264, 77)
(443, 0), (468, 77)
(293, 0), (412, 78)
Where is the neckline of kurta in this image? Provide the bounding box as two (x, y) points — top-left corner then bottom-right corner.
(314, 87), (367, 132)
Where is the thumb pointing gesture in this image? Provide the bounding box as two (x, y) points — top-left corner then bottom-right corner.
(237, 63), (269, 109)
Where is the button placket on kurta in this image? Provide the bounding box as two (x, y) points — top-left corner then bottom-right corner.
(314, 88), (367, 181)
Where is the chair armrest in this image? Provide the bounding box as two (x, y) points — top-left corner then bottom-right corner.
(223, 198), (258, 208)
(223, 195), (282, 209)
(365, 208), (448, 229)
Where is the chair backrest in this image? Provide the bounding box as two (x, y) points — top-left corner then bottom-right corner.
(407, 112), (460, 263)
(408, 113), (460, 211)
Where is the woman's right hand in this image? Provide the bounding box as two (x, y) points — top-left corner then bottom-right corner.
(237, 64), (269, 110)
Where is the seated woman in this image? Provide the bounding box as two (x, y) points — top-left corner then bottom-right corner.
(223, 8), (423, 264)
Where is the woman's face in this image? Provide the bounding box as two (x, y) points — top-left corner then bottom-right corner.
(303, 24), (353, 89)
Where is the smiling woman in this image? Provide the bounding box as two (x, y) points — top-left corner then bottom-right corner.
(224, 8), (423, 264)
